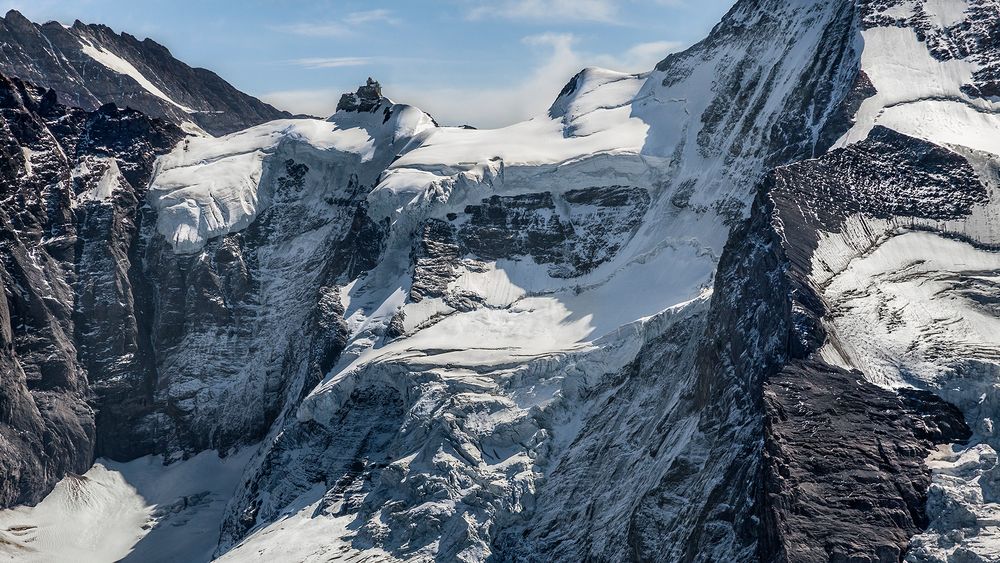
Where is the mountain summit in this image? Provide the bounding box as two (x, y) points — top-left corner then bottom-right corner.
(0, 10), (289, 135)
(0, 1), (999, 562)
(337, 77), (386, 113)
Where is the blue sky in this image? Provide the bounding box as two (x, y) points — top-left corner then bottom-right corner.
(3, 0), (735, 127)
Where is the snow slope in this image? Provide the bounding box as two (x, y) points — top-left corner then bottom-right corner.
(839, 0), (1000, 156)
(78, 36), (195, 114)
(149, 103), (435, 254)
(8, 0), (1000, 561)
(151, 120), (376, 253)
(0, 450), (251, 563)
(0, 0), (858, 560)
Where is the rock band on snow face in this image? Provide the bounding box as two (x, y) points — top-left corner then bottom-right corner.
(0, 1), (999, 561)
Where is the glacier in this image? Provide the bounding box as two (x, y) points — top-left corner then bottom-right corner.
(1, 0), (1000, 562)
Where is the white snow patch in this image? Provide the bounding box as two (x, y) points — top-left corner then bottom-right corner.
(877, 100), (1000, 156)
(149, 120), (377, 253)
(78, 37), (196, 114)
(390, 112), (649, 175)
(882, 0), (919, 19)
(0, 449), (252, 563)
(73, 158), (123, 207)
(20, 147), (33, 177)
(839, 23), (1000, 155)
(923, 0), (970, 28)
(215, 486), (393, 562)
(451, 263), (527, 308)
(909, 444), (1000, 562)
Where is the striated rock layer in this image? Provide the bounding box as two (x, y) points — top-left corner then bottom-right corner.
(2, 0), (1000, 562)
(0, 72), (181, 506)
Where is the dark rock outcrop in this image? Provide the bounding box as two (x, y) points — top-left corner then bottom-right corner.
(337, 78), (385, 113)
(762, 360), (971, 563)
(407, 185), (651, 306)
(0, 73), (181, 506)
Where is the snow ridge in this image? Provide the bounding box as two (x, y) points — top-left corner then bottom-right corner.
(6, 0), (1000, 561)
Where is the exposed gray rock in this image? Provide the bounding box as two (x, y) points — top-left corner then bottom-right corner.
(452, 186), (650, 279)
(0, 10), (291, 135)
(763, 360), (971, 563)
(0, 72), (180, 505)
(337, 78), (385, 114)
(136, 150), (389, 457)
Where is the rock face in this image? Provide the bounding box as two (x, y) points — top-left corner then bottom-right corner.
(3, 0), (1000, 562)
(763, 362), (971, 562)
(0, 10), (290, 136)
(337, 78), (386, 114)
(0, 73), (181, 506)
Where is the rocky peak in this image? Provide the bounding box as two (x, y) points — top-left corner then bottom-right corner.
(336, 77), (385, 113)
(0, 12), (291, 135)
(2, 9), (31, 27)
(3, 1), (1000, 561)
(0, 70), (181, 507)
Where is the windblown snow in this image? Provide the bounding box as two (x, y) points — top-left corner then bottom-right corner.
(78, 37), (196, 114)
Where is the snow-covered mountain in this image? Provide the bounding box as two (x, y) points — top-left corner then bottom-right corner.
(0, 10), (291, 136)
(1, 1), (999, 561)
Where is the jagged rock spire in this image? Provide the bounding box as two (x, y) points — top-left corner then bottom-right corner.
(336, 77), (384, 113)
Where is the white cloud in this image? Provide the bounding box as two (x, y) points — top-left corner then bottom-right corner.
(261, 88), (342, 118)
(275, 22), (350, 37)
(293, 57), (373, 69)
(262, 35), (684, 128)
(389, 32), (582, 128)
(276, 9), (398, 38)
(592, 40), (683, 72)
(468, 0), (619, 23)
(344, 9), (398, 25)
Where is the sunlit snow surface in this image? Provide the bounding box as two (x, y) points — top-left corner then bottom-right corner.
(78, 36), (196, 114)
(150, 119), (383, 253)
(838, 5), (1000, 156)
(0, 450), (251, 563)
(71, 158), (124, 207)
(11, 0), (1000, 560)
(816, 2), (1000, 560)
